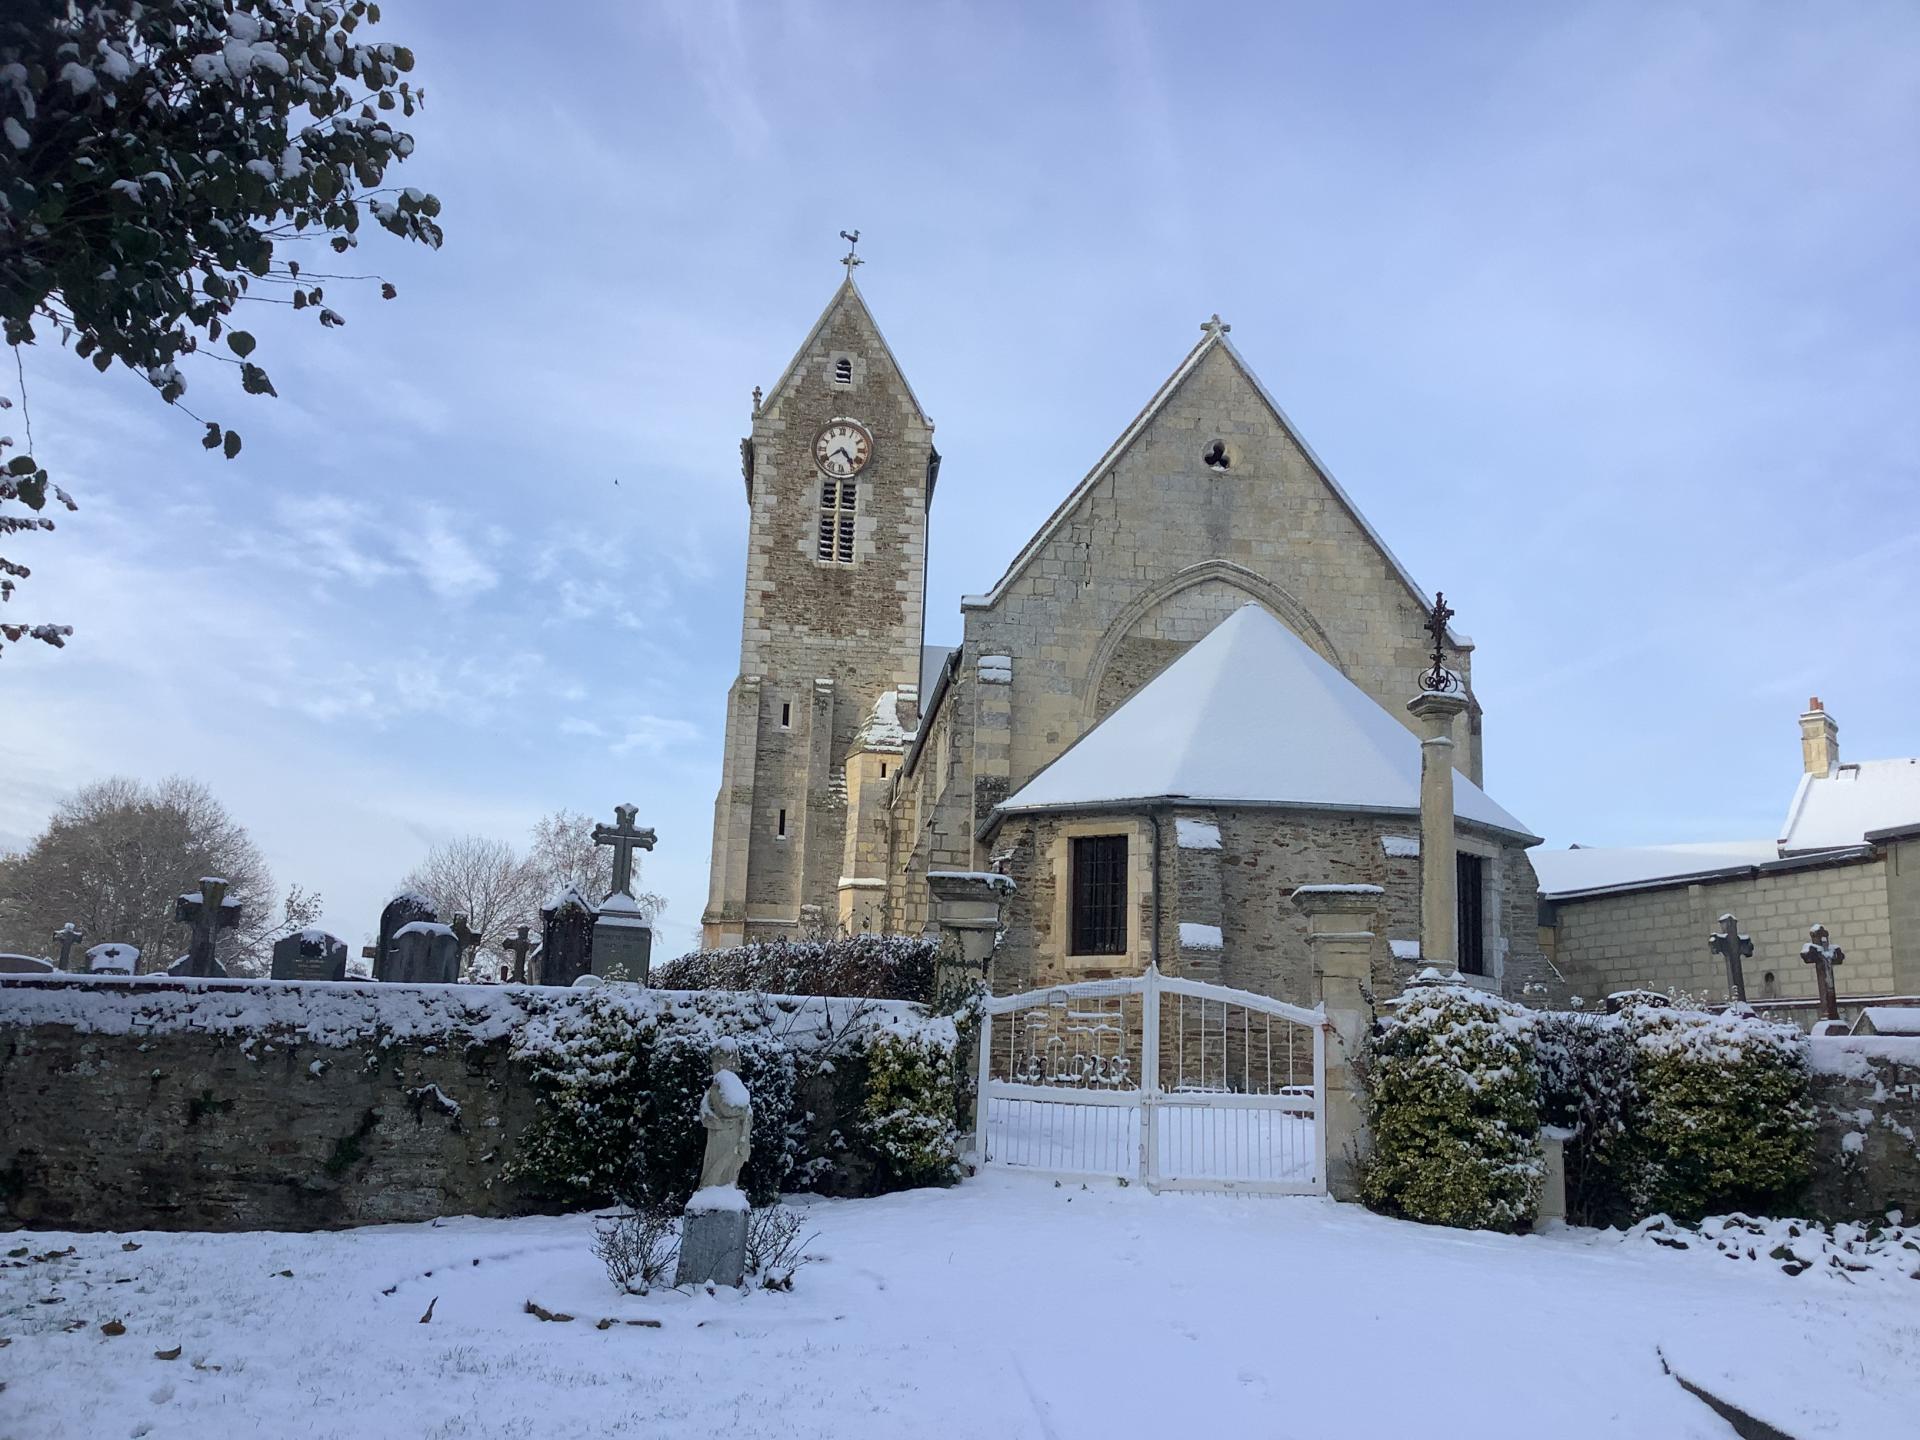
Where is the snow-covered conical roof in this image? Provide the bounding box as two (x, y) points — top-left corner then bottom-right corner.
(995, 605), (1538, 842)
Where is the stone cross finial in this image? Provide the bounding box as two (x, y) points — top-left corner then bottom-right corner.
(53, 921), (84, 971)
(593, 802), (657, 902)
(1708, 913), (1754, 1003)
(1800, 924), (1846, 1022)
(501, 924), (533, 985)
(1201, 313), (1231, 337)
(839, 229), (862, 277)
(174, 877), (240, 978)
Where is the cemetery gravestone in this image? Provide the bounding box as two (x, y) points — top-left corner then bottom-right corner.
(0, 953), (54, 974)
(87, 943), (140, 975)
(174, 877), (240, 979)
(374, 893), (439, 982)
(271, 928), (349, 982)
(501, 925), (533, 985)
(53, 922), (85, 971)
(591, 803), (656, 984)
(391, 921), (460, 984)
(539, 889), (595, 987)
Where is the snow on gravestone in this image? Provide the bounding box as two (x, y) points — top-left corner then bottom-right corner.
(539, 889), (595, 987)
(271, 928), (349, 982)
(86, 943), (139, 975)
(390, 922), (460, 985)
(373, 893), (438, 983)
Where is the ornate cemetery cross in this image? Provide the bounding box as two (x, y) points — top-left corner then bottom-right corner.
(449, 914), (485, 979)
(1800, 924), (1846, 1022)
(1708, 913), (1754, 1003)
(501, 925), (533, 985)
(53, 921), (84, 971)
(173, 878), (240, 978)
(1420, 592), (1459, 694)
(592, 802), (657, 903)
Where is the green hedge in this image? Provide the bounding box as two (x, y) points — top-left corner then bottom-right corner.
(1360, 984), (1544, 1232)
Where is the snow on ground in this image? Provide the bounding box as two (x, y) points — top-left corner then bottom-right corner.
(4, 1174), (1915, 1440)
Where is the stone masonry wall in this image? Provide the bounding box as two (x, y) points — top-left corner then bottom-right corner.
(1548, 855), (1898, 1007)
(0, 979), (929, 1233)
(1806, 1035), (1920, 1222)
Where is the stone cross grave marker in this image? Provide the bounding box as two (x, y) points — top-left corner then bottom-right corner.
(592, 803), (657, 903)
(53, 922), (84, 972)
(449, 914), (484, 980)
(174, 877), (240, 978)
(1800, 924), (1846, 1022)
(501, 925), (533, 985)
(1708, 913), (1754, 1003)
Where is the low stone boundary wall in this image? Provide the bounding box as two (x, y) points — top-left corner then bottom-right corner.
(0, 976), (934, 1233)
(1807, 1035), (1920, 1221)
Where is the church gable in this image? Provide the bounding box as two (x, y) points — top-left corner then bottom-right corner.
(958, 321), (1474, 792)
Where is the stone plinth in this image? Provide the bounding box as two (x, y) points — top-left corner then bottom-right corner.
(592, 905), (652, 984)
(1292, 884), (1382, 1202)
(675, 1185), (748, 1288)
(928, 870), (1014, 1006)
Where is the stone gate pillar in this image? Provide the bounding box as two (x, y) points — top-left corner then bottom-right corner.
(1292, 883), (1381, 1202)
(1407, 689), (1470, 970)
(927, 871), (1014, 1007)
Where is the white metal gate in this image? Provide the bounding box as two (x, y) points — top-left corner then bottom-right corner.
(973, 964), (1326, 1195)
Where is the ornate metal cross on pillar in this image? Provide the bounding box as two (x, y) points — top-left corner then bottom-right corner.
(839, 229), (862, 277)
(592, 802), (657, 903)
(1707, 913), (1754, 1003)
(53, 921), (84, 971)
(501, 925), (533, 985)
(1800, 924), (1846, 1022)
(173, 877), (240, 978)
(1420, 592), (1459, 694)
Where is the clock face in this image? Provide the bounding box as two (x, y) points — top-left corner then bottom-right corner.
(813, 419), (873, 479)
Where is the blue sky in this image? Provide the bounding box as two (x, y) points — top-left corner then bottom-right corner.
(3, 1), (1915, 955)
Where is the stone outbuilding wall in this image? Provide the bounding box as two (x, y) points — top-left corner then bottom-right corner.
(1806, 1035), (1920, 1222)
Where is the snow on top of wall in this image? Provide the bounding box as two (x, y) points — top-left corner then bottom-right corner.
(1175, 818), (1221, 850)
(1856, 1007), (1920, 1036)
(1529, 840), (1779, 899)
(1780, 757), (1920, 854)
(0, 977), (949, 1054)
(997, 607), (1536, 841)
(1177, 923), (1223, 950)
(1808, 1033), (1920, 1079)
(1382, 835), (1420, 858)
(1389, 939), (1422, 960)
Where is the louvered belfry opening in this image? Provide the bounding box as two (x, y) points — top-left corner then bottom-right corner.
(1070, 834), (1129, 956)
(817, 479), (857, 563)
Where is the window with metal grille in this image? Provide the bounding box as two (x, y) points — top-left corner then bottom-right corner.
(1456, 852), (1486, 976)
(817, 479), (857, 563)
(1070, 834), (1129, 955)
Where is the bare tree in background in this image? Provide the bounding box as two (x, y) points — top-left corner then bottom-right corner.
(527, 809), (666, 920)
(0, 776), (317, 975)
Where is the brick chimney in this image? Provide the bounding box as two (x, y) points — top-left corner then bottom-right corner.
(1799, 697), (1839, 777)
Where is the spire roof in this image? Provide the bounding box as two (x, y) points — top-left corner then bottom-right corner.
(994, 605), (1535, 841)
(763, 276), (930, 428)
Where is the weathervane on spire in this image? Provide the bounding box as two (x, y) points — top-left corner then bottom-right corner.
(839, 229), (863, 277)
(1420, 592), (1459, 694)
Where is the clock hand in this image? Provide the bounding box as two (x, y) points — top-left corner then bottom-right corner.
(833, 446), (855, 464)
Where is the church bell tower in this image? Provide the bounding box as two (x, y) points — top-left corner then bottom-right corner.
(701, 262), (937, 947)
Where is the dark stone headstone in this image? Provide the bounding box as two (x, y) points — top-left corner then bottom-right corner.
(374, 893), (438, 982)
(272, 928), (349, 982)
(0, 954), (54, 974)
(165, 952), (225, 977)
(539, 889), (595, 987)
(390, 922), (460, 984)
(592, 908), (652, 984)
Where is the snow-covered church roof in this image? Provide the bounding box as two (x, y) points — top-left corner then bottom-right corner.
(993, 605), (1538, 842)
(1780, 757), (1920, 854)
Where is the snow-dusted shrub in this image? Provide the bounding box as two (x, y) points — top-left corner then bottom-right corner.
(505, 992), (798, 1208)
(1620, 999), (1813, 1222)
(859, 1032), (961, 1190)
(745, 1205), (817, 1291)
(1361, 984), (1544, 1231)
(1533, 1010), (1635, 1226)
(591, 1202), (679, 1295)
(656, 934), (937, 1002)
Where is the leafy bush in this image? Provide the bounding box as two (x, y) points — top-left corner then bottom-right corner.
(860, 1032), (961, 1190)
(1620, 998), (1813, 1221)
(657, 934), (937, 1002)
(1533, 1010), (1635, 1226)
(1360, 984), (1544, 1232)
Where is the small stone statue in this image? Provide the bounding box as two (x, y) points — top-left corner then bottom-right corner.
(695, 1040), (753, 1192)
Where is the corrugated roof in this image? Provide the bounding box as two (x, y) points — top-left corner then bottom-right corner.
(994, 605), (1534, 840)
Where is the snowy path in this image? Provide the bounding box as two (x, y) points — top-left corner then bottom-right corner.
(3, 1173), (1913, 1439)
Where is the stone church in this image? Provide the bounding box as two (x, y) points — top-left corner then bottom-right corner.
(702, 275), (1555, 1008)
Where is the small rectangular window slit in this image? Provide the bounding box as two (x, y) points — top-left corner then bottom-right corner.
(777, 809), (787, 839)
(780, 702), (791, 728)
